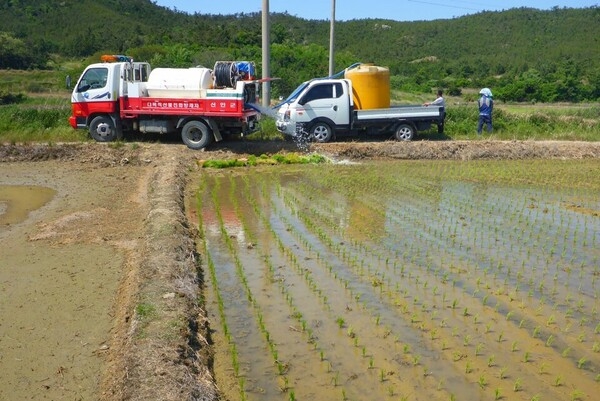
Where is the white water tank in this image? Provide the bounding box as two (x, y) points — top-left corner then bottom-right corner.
(146, 67), (213, 99)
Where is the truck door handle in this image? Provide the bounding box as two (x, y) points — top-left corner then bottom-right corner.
(333, 105), (338, 111)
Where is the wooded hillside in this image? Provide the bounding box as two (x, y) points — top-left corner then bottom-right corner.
(1, 0), (599, 101)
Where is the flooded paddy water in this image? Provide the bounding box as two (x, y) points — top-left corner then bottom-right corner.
(0, 185), (56, 226)
(191, 159), (599, 401)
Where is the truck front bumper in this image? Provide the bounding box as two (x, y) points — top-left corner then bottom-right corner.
(69, 116), (87, 129)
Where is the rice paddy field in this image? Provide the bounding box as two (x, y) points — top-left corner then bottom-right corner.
(192, 158), (599, 401)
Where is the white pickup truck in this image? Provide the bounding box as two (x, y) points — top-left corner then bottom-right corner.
(276, 78), (445, 142)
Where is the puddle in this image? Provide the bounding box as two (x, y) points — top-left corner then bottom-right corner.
(0, 185), (56, 226)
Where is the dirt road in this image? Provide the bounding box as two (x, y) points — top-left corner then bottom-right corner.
(1, 139), (599, 400)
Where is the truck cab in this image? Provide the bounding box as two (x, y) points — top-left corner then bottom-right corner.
(70, 57), (150, 140)
(276, 79), (352, 142)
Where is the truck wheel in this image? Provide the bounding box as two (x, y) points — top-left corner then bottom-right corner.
(89, 116), (117, 142)
(395, 124), (415, 141)
(309, 121), (333, 143)
(181, 120), (213, 150)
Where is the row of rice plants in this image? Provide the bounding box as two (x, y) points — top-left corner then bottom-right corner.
(275, 161), (599, 400)
(199, 174), (293, 400)
(194, 178), (250, 400)
(216, 168), (482, 393)
(383, 164), (598, 379)
(240, 172), (431, 400)
(274, 168), (491, 400)
(198, 170), (402, 400)
(195, 160), (599, 400)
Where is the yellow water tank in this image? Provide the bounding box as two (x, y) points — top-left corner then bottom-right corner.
(344, 64), (390, 110)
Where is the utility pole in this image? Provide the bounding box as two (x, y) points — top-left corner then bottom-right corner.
(262, 0), (271, 107)
(328, 0), (336, 76)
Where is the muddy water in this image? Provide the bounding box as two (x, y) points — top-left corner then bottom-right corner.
(0, 185), (56, 226)
(193, 160), (600, 401)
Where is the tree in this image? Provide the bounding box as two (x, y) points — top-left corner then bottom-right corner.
(0, 32), (34, 69)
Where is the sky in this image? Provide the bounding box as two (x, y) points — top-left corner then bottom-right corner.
(155, 0), (598, 21)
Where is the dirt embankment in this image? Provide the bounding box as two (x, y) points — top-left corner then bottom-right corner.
(3, 139), (600, 163)
(1, 139), (599, 400)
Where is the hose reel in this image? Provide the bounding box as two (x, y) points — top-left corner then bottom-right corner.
(213, 61), (239, 88)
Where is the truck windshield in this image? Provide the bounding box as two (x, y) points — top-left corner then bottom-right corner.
(77, 67), (108, 92)
(275, 81), (309, 108)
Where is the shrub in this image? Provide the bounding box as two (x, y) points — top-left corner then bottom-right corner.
(0, 91), (26, 105)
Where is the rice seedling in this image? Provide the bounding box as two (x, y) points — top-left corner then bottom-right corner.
(465, 361), (473, 374)
(570, 389), (585, 401)
(513, 378), (523, 392)
(553, 375), (563, 387)
(332, 371), (340, 386)
(412, 355), (421, 366)
(478, 375), (487, 389)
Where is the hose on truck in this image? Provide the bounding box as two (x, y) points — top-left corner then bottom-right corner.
(213, 61), (239, 88)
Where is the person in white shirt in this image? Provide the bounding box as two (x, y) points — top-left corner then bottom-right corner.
(424, 89), (445, 108)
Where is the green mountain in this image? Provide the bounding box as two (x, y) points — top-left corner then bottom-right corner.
(1, 1), (599, 101)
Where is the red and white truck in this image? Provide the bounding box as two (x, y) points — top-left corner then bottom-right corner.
(69, 55), (260, 150)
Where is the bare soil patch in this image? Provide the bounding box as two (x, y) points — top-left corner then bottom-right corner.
(1, 139), (599, 400)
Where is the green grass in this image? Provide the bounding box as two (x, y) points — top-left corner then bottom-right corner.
(0, 69), (70, 93)
(440, 104), (600, 140)
(0, 85), (88, 143)
(136, 302), (158, 320)
(199, 152), (328, 168)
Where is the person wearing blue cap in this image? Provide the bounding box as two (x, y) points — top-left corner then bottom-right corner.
(477, 88), (493, 134)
